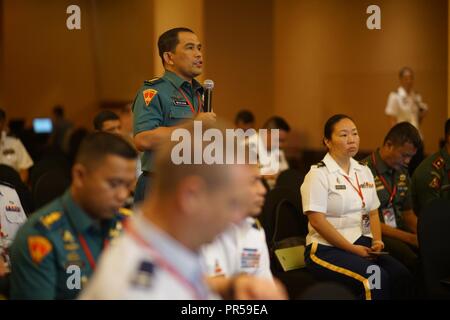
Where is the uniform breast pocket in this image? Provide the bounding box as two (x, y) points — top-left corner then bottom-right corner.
(327, 190), (345, 217)
(168, 106), (193, 126)
(5, 209), (26, 224)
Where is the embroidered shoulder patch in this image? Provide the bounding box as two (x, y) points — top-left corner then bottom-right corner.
(28, 236), (53, 264)
(143, 89), (158, 106)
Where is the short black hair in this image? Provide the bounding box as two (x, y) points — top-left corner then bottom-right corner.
(158, 27), (194, 66)
(0, 108), (5, 121)
(323, 114), (353, 141)
(383, 122), (423, 150)
(263, 116), (290, 132)
(76, 132), (137, 168)
(234, 110), (255, 125)
(93, 110), (120, 131)
(399, 66), (414, 79)
(445, 118), (450, 138)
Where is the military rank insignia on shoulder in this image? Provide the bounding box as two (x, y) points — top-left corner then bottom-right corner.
(252, 219), (262, 230)
(358, 161), (368, 167)
(316, 161), (326, 168)
(144, 77), (163, 86)
(432, 156), (445, 170)
(39, 211), (63, 230)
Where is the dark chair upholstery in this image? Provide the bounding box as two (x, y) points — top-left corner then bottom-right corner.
(260, 186), (315, 298)
(32, 169), (71, 210)
(418, 198), (450, 299)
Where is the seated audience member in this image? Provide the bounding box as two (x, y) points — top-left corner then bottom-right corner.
(201, 163), (272, 279)
(362, 122), (421, 278)
(119, 103), (134, 138)
(411, 119), (450, 215)
(0, 109), (34, 183)
(80, 120), (286, 300)
(94, 109), (138, 204)
(0, 181), (28, 296)
(248, 116), (290, 188)
(93, 110), (121, 134)
(9, 132), (137, 299)
(235, 110), (256, 131)
(301, 114), (413, 300)
(119, 103), (142, 183)
(50, 105), (73, 153)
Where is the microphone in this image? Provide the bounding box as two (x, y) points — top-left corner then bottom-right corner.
(203, 79), (214, 112)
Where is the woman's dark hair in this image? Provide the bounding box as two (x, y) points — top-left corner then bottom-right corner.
(323, 114), (354, 143)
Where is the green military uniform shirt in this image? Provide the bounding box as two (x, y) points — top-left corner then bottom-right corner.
(132, 70), (204, 173)
(9, 190), (131, 299)
(411, 147), (450, 214)
(363, 150), (413, 230)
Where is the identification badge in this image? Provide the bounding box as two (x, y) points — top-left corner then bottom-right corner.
(361, 212), (371, 234)
(382, 206), (397, 228)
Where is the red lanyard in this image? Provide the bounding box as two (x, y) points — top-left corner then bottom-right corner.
(343, 172), (366, 209)
(178, 88), (202, 114)
(371, 153), (397, 205)
(124, 220), (205, 300)
(78, 235), (108, 270)
(61, 200), (108, 271)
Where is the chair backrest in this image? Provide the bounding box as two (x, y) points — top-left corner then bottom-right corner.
(418, 198), (450, 298)
(275, 168), (305, 190)
(29, 153), (70, 189)
(32, 169), (71, 210)
(260, 186), (308, 247)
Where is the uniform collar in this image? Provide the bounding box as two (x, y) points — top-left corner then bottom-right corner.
(163, 70), (203, 92)
(323, 152), (362, 176)
(373, 149), (392, 175)
(62, 190), (101, 233)
(132, 213), (204, 285)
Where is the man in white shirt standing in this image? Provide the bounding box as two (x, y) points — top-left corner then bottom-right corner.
(385, 67), (427, 174)
(0, 109), (33, 183)
(385, 67), (428, 134)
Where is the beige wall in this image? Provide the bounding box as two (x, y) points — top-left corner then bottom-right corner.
(91, 0), (154, 103)
(153, 0), (204, 77)
(1, 0), (154, 127)
(274, 0), (448, 153)
(2, 0), (98, 126)
(1, 0), (448, 153)
(204, 0), (274, 127)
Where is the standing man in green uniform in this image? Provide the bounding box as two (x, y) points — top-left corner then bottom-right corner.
(363, 122), (422, 276)
(9, 132), (137, 299)
(132, 27), (216, 203)
(411, 118), (450, 214)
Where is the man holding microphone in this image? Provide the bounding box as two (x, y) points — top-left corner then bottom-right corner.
(132, 27), (215, 203)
